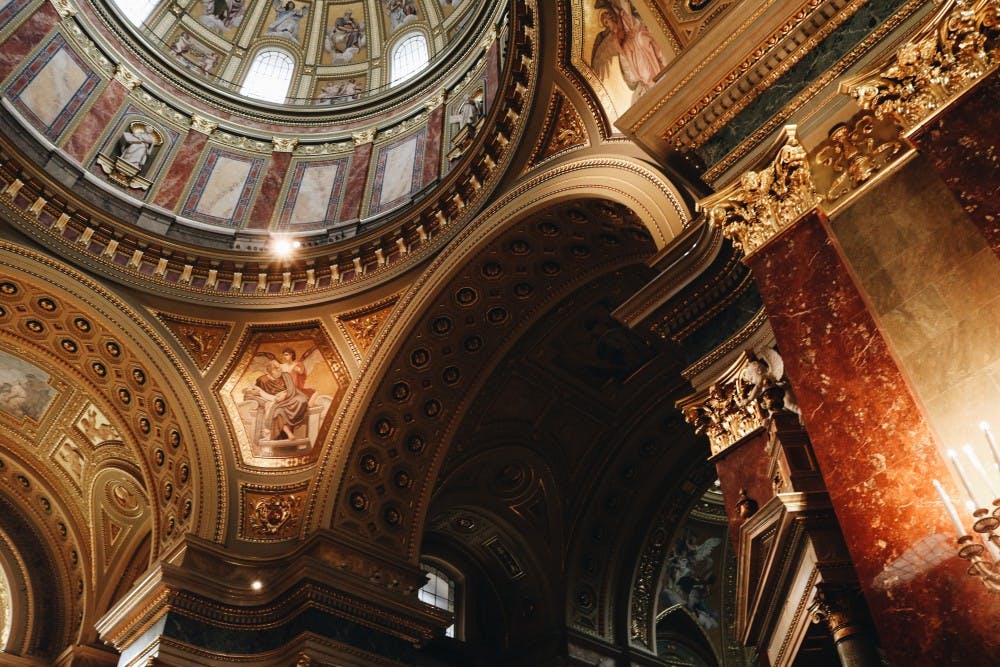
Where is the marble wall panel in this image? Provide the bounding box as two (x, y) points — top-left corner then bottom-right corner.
(368, 129), (426, 215)
(63, 79), (128, 163)
(246, 151), (292, 230)
(275, 156), (351, 231)
(0, 0), (31, 33)
(180, 147), (264, 228)
(830, 158), (1000, 501)
(749, 210), (997, 664)
(6, 34), (100, 141)
(338, 140), (372, 223)
(712, 431), (772, 548)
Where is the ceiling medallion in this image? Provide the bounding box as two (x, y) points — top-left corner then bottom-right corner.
(248, 493), (303, 538)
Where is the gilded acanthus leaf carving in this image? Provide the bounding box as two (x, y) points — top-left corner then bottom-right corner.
(703, 127), (821, 257)
(679, 347), (800, 456)
(813, 114), (904, 201)
(842, 0), (999, 130)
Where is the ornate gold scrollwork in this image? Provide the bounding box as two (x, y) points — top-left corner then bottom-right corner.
(248, 493), (302, 537)
(813, 114), (904, 201)
(702, 127), (821, 257)
(842, 0), (1000, 131)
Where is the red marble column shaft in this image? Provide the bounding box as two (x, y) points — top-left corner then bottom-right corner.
(152, 130), (209, 210)
(421, 104), (444, 186)
(908, 72), (1000, 259)
(337, 140), (372, 223)
(0, 3), (59, 81)
(63, 80), (129, 162)
(713, 431), (772, 547)
(244, 150), (292, 230)
(746, 210), (997, 664)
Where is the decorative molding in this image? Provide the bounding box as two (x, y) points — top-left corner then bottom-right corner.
(113, 65), (142, 90)
(842, 0), (1000, 133)
(272, 137), (299, 153)
(702, 127), (820, 257)
(152, 311), (232, 373)
(352, 128), (377, 145)
(526, 88), (588, 169)
(811, 113), (904, 202)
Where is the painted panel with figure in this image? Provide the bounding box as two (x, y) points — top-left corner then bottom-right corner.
(0, 349), (56, 422)
(323, 2), (368, 65)
(219, 325), (348, 468)
(579, 0), (669, 122)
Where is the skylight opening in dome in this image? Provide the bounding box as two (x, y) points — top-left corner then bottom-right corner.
(390, 33), (429, 87)
(114, 0), (157, 26)
(240, 50), (295, 104)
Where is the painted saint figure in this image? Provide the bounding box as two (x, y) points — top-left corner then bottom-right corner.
(199, 0), (246, 33)
(252, 360), (310, 440)
(591, 0), (666, 102)
(325, 8), (366, 63)
(267, 0), (309, 43)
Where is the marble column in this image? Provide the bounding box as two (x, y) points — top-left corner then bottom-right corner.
(712, 430), (770, 547)
(745, 208), (996, 664)
(244, 145), (293, 230)
(338, 135), (373, 224)
(809, 585), (881, 667)
(422, 101), (445, 187)
(151, 117), (214, 211)
(63, 75), (131, 162)
(907, 72), (1000, 259)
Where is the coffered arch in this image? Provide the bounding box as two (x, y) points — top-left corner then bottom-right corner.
(308, 157), (691, 559)
(0, 242), (225, 554)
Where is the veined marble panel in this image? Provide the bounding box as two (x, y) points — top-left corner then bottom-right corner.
(0, 0), (30, 33)
(181, 147), (264, 228)
(276, 156), (351, 231)
(6, 34), (100, 140)
(369, 129), (426, 215)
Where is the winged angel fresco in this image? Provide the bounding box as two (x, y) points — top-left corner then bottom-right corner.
(660, 532), (723, 631)
(590, 0), (666, 103)
(238, 347), (332, 457)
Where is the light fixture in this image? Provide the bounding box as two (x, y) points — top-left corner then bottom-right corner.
(251, 579), (263, 591)
(934, 421), (1000, 592)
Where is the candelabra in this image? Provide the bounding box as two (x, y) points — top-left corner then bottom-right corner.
(934, 422), (1000, 592)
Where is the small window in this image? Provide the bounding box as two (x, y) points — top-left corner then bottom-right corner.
(240, 50), (295, 104)
(419, 562), (456, 638)
(391, 33), (429, 87)
(114, 0), (158, 25)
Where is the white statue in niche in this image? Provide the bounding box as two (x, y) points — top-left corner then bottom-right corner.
(96, 121), (164, 192)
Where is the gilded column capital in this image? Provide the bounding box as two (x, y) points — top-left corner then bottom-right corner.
(424, 88), (447, 111)
(809, 584), (867, 644)
(113, 65), (142, 90)
(190, 114), (218, 136)
(352, 127), (376, 145)
(678, 346), (800, 456)
(701, 127), (820, 257)
(841, 0), (1000, 131)
(272, 136), (298, 153)
(49, 0), (75, 18)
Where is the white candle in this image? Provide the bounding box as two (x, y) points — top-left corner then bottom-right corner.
(933, 479), (966, 535)
(981, 421), (1000, 470)
(963, 444), (999, 500)
(948, 448), (983, 507)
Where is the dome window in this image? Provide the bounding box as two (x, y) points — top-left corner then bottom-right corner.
(240, 49), (295, 104)
(418, 562), (457, 638)
(390, 33), (429, 87)
(114, 0), (158, 26)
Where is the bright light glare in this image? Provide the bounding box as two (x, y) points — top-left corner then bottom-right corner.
(251, 580), (263, 591)
(272, 238), (301, 257)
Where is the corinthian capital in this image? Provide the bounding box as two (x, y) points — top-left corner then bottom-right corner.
(702, 127), (820, 257)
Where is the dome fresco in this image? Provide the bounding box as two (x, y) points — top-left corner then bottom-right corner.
(108, 0), (480, 107)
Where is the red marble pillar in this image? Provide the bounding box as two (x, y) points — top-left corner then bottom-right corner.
(713, 432), (772, 548)
(63, 79), (129, 162)
(747, 210), (998, 664)
(152, 130), (209, 210)
(485, 40), (500, 108)
(244, 150), (292, 230)
(908, 72), (1000, 259)
(337, 140), (372, 223)
(0, 3), (59, 81)
(422, 103), (444, 186)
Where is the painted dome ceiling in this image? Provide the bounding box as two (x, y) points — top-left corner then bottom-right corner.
(105, 0), (484, 113)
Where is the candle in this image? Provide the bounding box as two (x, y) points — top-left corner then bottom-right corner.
(948, 448), (983, 507)
(963, 444), (999, 499)
(981, 421), (1000, 470)
(933, 479), (966, 535)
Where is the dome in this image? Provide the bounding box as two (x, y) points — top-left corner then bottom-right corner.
(0, 0), (525, 304)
